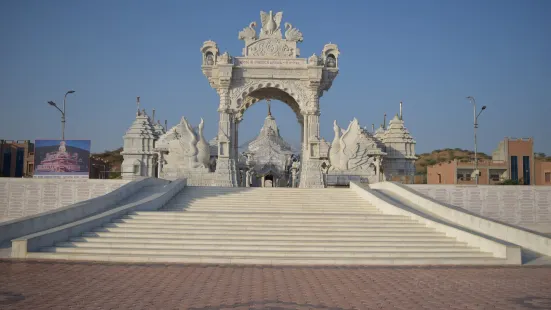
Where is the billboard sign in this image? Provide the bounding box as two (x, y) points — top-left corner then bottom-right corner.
(33, 140), (91, 179)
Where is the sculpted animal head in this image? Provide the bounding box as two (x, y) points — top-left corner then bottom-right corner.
(198, 118), (204, 132)
(333, 120), (340, 136)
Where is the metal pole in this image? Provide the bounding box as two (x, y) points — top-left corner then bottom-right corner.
(61, 91), (75, 140)
(467, 96), (478, 185)
(474, 112), (478, 185)
(62, 93), (67, 140)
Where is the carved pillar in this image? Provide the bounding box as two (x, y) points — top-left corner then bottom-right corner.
(375, 156), (381, 182)
(157, 152), (163, 178)
(298, 118), (304, 145)
(299, 87), (324, 188)
(303, 113), (309, 152)
(234, 119), (239, 161)
(215, 87), (237, 187)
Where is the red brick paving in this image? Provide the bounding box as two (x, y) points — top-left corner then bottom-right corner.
(1, 260), (551, 310)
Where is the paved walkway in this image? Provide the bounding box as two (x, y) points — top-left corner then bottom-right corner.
(1, 260), (551, 309)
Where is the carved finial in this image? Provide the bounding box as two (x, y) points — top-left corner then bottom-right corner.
(372, 124), (375, 133)
(267, 99), (272, 116)
(383, 113), (387, 130)
(152, 108), (156, 123)
(136, 96), (140, 115)
(164, 120), (168, 131)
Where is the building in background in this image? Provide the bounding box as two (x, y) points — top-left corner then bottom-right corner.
(427, 137), (551, 185)
(0, 140), (35, 177)
(90, 156), (111, 179)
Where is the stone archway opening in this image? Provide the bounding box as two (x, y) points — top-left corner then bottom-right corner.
(236, 92), (302, 188)
(201, 10), (340, 187)
(237, 87), (302, 122)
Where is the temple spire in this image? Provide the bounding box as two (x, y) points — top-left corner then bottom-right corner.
(136, 96), (141, 115)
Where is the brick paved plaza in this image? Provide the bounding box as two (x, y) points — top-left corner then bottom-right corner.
(1, 260), (551, 309)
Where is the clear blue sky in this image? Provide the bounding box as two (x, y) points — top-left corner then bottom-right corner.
(1, 0), (549, 155)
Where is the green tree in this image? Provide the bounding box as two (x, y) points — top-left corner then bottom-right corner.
(447, 150), (455, 159)
(498, 179), (520, 185)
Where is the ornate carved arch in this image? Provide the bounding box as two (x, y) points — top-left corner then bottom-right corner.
(229, 80), (309, 117)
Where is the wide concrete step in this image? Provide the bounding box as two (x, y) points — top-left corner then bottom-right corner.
(98, 224), (437, 234)
(179, 188), (353, 193)
(106, 222), (428, 230)
(118, 215), (419, 224)
(166, 203), (377, 208)
(114, 218), (425, 227)
(82, 232), (455, 242)
(173, 195), (362, 200)
(166, 204), (378, 209)
(90, 229), (444, 237)
(26, 252), (508, 265)
(132, 211), (397, 219)
(169, 198), (366, 202)
(58, 241), (479, 252)
(70, 236), (468, 247)
(160, 208), (379, 214)
(41, 246), (494, 258)
(164, 207), (381, 214)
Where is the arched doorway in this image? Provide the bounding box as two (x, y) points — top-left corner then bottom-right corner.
(237, 98), (299, 188)
(201, 10), (340, 188)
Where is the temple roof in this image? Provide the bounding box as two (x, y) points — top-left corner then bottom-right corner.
(381, 114), (416, 144)
(242, 103), (294, 174)
(124, 110), (156, 139)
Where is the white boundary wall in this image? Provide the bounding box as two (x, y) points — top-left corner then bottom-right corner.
(0, 178), (129, 222)
(407, 185), (551, 234)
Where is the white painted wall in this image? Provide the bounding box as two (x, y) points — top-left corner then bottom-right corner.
(408, 185), (551, 234)
(0, 178), (129, 222)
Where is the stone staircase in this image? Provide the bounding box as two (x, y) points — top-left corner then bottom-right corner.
(27, 186), (509, 265)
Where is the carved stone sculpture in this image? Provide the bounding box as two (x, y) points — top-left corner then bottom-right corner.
(260, 11), (283, 39)
(308, 53), (320, 66)
(155, 116), (210, 173)
(238, 22), (257, 41)
(329, 120), (343, 170)
(218, 51), (232, 64)
(196, 118), (210, 168)
(329, 118), (384, 172)
(284, 23), (303, 42)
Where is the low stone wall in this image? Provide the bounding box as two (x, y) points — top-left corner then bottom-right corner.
(12, 178), (186, 258)
(0, 177), (163, 247)
(408, 185), (551, 233)
(0, 178), (129, 222)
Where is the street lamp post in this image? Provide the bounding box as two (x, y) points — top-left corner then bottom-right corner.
(48, 90), (75, 140)
(466, 96), (487, 185)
